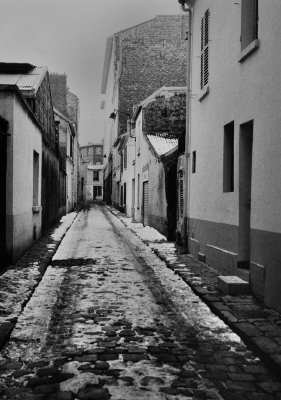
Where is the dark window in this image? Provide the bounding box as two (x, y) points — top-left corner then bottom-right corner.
(124, 146), (127, 169)
(192, 151), (196, 173)
(223, 121), (235, 192)
(241, 0), (258, 50)
(124, 182), (127, 205)
(200, 9), (210, 90)
(33, 151), (39, 206)
(93, 171), (99, 181)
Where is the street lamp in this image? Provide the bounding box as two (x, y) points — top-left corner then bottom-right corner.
(109, 109), (131, 120)
(109, 109), (135, 140)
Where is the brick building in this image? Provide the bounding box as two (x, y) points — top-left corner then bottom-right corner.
(49, 73), (80, 129)
(100, 15), (188, 204)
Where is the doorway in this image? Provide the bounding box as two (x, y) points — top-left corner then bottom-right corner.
(238, 120), (253, 268)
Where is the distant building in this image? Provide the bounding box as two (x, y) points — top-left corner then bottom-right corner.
(80, 142), (104, 165)
(54, 109), (80, 214)
(80, 143), (104, 204)
(86, 164), (104, 203)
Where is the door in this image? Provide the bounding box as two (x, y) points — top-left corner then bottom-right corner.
(143, 181), (149, 226)
(238, 120), (253, 268)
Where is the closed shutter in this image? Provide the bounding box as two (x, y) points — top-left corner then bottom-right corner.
(179, 171), (184, 218)
(143, 181), (149, 226)
(200, 9), (210, 90)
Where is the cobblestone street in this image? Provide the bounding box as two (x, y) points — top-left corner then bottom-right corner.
(1, 205), (281, 400)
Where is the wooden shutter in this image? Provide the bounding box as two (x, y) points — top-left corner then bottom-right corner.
(179, 171), (184, 218)
(200, 9), (210, 90)
(143, 181), (149, 226)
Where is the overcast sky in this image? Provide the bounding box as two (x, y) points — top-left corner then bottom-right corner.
(0, 0), (183, 145)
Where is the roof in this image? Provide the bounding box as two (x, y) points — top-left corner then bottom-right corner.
(147, 134), (178, 157)
(0, 63), (47, 97)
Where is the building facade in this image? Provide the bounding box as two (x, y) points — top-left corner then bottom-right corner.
(0, 62), (60, 265)
(179, 0), (281, 312)
(80, 143), (104, 204)
(100, 15), (189, 204)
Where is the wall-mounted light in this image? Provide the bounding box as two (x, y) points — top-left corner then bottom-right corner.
(109, 109), (135, 140)
(109, 109), (131, 120)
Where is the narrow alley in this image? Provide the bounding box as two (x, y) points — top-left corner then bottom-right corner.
(0, 205), (281, 400)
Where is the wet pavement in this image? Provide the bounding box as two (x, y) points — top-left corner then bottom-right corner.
(0, 205), (281, 399)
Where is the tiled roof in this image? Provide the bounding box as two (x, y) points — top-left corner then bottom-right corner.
(0, 63), (47, 95)
(147, 134), (178, 157)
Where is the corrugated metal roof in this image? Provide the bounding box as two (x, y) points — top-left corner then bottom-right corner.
(0, 65), (47, 94)
(147, 134), (178, 157)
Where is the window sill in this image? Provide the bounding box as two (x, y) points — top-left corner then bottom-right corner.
(32, 206), (42, 214)
(198, 85), (209, 102)
(238, 39), (260, 63)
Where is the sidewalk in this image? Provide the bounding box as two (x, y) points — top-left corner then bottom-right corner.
(0, 212), (78, 350)
(108, 206), (281, 380)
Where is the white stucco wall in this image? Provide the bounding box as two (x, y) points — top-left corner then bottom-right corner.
(189, 0), (281, 234)
(2, 91), (42, 261)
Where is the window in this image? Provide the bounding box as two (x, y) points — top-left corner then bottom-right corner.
(192, 151), (196, 173)
(223, 121), (234, 192)
(241, 0), (258, 51)
(200, 9), (210, 90)
(124, 146), (127, 169)
(179, 170), (184, 218)
(93, 170), (99, 181)
(124, 183), (127, 206)
(95, 146), (102, 155)
(137, 173), (140, 207)
(33, 151), (39, 206)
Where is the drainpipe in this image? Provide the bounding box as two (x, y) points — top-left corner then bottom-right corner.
(179, 1), (192, 249)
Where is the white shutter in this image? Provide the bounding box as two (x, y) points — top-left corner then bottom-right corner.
(143, 181), (149, 226)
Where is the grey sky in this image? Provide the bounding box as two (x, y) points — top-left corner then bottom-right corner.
(0, 0), (183, 145)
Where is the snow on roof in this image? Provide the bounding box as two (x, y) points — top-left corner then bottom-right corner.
(0, 63), (47, 95)
(147, 134), (178, 157)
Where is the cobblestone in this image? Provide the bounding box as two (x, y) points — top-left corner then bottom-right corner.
(0, 205), (280, 399)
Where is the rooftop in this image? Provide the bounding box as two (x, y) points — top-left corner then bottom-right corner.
(147, 133), (178, 157)
(0, 62), (47, 96)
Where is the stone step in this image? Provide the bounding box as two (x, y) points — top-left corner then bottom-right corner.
(217, 275), (251, 296)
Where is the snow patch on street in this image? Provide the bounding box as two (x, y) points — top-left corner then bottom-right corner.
(51, 211), (77, 241)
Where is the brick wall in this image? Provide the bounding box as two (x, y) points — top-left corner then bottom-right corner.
(49, 73), (68, 116)
(115, 15), (188, 134)
(67, 89), (79, 128)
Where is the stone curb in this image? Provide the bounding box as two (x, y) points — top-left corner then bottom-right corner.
(107, 206), (281, 379)
(0, 212), (78, 351)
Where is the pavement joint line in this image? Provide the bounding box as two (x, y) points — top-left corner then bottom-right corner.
(106, 205), (281, 380)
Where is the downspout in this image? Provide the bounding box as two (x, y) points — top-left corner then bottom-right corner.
(180, 1), (192, 249)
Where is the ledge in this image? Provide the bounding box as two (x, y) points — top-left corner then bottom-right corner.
(238, 39), (260, 63)
(32, 206), (42, 214)
(198, 85), (209, 102)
